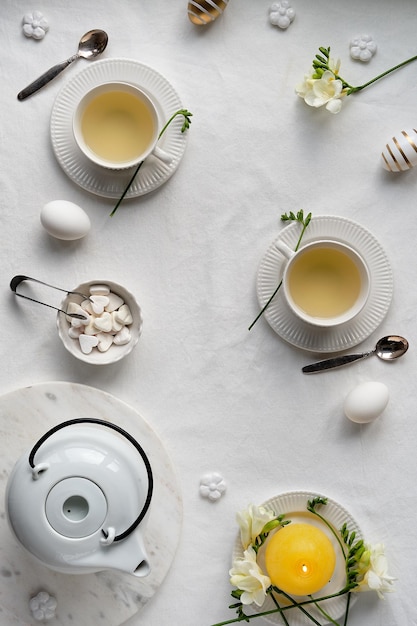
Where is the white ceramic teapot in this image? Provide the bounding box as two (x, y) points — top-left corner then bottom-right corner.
(5, 418), (153, 577)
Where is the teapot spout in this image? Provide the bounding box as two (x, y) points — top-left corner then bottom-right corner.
(100, 530), (151, 578)
(133, 558), (151, 578)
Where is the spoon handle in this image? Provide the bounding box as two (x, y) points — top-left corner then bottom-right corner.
(302, 351), (373, 373)
(17, 55), (77, 100)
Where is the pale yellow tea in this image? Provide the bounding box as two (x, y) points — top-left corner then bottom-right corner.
(287, 247), (362, 318)
(81, 90), (156, 163)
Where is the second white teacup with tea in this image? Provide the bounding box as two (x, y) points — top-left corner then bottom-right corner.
(73, 81), (172, 169)
(276, 239), (370, 327)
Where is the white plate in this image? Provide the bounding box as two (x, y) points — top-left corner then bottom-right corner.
(232, 491), (362, 626)
(50, 58), (187, 198)
(256, 215), (393, 353)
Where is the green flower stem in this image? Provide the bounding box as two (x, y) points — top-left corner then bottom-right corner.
(248, 279), (283, 331)
(307, 506), (347, 562)
(109, 160), (144, 217)
(109, 109), (192, 217)
(270, 593), (290, 626)
(210, 588), (351, 626)
(311, 597), (340, 626)
(347, 54), (417, 94)
(307, 502), (359, 626)
(248, 211), (312, 331)
(342, 593), (352, 626)
(313, 46), (417, 95)
(274, 589), (323, 626)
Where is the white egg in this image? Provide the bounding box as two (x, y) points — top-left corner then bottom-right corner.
(40, 200), (91, 240)
(344, 381), (389, 424)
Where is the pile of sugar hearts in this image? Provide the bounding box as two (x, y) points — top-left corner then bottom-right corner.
(65, 284), (133, 354)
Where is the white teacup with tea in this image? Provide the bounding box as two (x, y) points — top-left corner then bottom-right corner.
(276, 239), (370, 327)
(73, 81), (172, 169)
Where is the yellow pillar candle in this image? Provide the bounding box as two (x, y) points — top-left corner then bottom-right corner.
(264, 523), (336, 596)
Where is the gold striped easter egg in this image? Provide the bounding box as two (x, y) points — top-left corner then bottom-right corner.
(381, 128), (417, 172)
(188, 0), (229, 26)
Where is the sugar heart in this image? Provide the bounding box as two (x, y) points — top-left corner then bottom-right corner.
(83, 320), (99, 335)
(68, 326), (82, 339)
(94, 311), (113, 333)
(70, 317), (83, 328)
(81, 299), (94, 314)
(113, 326), (131, 346)
(105, 292), (125, 313)
(111, 311), (124, 332)
(90, 295), (110, 315)
(89, 284), (110, 296)
(79, 334), (99, 354)
(96, 332), (114, 353)
(66, 302), (88, 326)
(115, 304), (133, 325)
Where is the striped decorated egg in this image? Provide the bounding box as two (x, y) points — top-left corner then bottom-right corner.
(381, 128), (417, 172)
(188, 0), (229, 25)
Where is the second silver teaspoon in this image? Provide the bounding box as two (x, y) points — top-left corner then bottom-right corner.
(302, 335), (409, 373)
(17, 29), (108, 100)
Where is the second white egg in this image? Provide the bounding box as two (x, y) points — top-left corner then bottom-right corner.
(40, 200), (91, 240)
(344, 381), (389, 423)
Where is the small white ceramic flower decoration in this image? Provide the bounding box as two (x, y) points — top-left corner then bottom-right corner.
(350, 34), (376, 62)
(269, 1), (295, 29)
(29, 591), (57, 621)
(199, 471), (226, 501)
(22, 11), (49, 40)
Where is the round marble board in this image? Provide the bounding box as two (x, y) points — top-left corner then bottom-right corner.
(0, 382), (182, 626)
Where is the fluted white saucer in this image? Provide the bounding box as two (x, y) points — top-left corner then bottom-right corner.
(256, 215), (393, 353)
(50, 58), (187, 198)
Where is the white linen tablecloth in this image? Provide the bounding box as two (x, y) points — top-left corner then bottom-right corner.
(1, 1), (417, 625)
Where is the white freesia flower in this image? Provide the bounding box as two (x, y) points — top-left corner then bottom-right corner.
(296, 69), (346, 114)
(298, 44), (417, 115)
(229, 546), (271, 607)
(354, 543), (395, 599)
(236, 504), (275, 549)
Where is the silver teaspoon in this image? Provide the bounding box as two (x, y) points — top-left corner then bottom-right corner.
(17, 29), (108, 100)
(302, 335), (409, 373)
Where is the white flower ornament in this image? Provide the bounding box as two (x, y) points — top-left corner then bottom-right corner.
(350, 34), (377, 62)
(269, 1), (295, 29)
(29, 591), (57, 621)
(22, 11), (49, 40)
(199, 471), (226, 501)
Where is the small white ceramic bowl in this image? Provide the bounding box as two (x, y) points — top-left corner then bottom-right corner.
(57, 280), (143, 365)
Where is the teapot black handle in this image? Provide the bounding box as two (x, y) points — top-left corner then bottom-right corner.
(29, 418), (153, 542)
